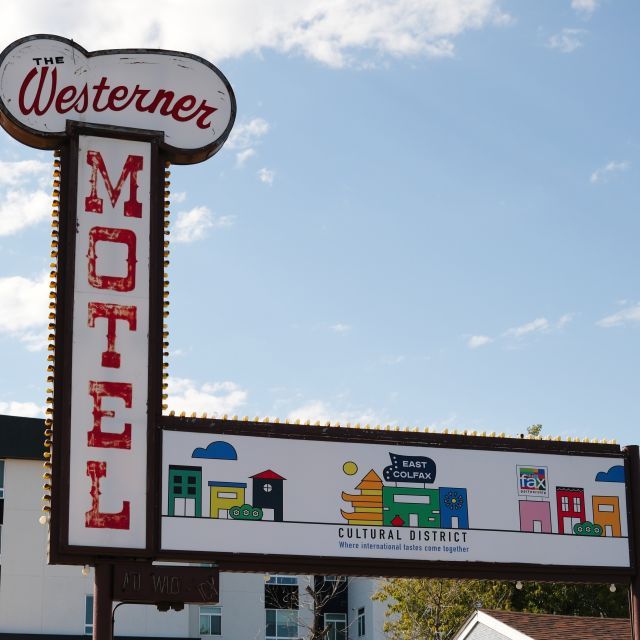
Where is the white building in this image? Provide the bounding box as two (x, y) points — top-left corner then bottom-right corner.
(452, 609), (630, 640)
(0, 414), (386, 639)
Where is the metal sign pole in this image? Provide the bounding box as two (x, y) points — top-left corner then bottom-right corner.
(625, 445), (640, 640)
(93, 564), (113, 640)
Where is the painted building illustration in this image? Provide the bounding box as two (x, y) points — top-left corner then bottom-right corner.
(208, 481), (247, 518)
(519, 500), (552, 533)
(340, 456), (469, 529)
(167, 465), (202, 517)
(340, 470), (384, 525)
(251, 469), (286, 522)
(440, 487), (469, 529)
(517, 464), (624, 537)
(556, 486), (586, 534)
(382, 487), (440, 528)
(166, 441), (286, 522)
(592, 495), (621, 537)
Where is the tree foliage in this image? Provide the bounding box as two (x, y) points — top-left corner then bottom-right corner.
(374, 578), (628, 639)
(373, 578), (510, 639)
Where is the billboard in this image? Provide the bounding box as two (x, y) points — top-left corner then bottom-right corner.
(158, 419), (633, 581)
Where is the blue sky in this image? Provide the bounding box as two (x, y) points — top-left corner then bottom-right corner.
(0, 0), (637, 444)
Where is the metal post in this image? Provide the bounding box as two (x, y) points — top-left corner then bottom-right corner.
(93, 564), (113, 640)
(631, 574), (640, 640)
(625, 446), (640, 640)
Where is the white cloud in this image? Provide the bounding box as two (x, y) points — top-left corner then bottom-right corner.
(330, 323), (351, 334)
(590, 161), (631, 184)
(0, 1), (510, 69)
(505, 317), (550, 339)
(0, 189), (51, 236)
(556, 313), (574, 329)
(235, 148), (257, 168)
(226, 118), (270, 150)
(0, 272), (49, 349)
(287, 400), (379, 425)
(468, 314), (572, 349)
(172, 206), (234, 243)
(0, 160), (50, 187)
(571, 0), (599, 17)
(258, 168), (275, 185)
(597, 304), (640, 328)
(166, 377), (248, 416)
(172, 191), (188, 204)
(546, 28), (587, 53)
(225, 118), (269, 170)
(467, 335), (492, 349)
(0, 400), (44, 418)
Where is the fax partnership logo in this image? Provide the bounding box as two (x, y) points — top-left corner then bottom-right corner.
(517, 465), (548, 497)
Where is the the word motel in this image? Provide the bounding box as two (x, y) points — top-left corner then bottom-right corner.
(68, 134), (152, 549)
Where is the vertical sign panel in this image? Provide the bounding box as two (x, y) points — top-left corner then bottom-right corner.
(67, 135), (151, 549)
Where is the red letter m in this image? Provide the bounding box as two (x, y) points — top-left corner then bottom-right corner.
(85, 150), (143, 218)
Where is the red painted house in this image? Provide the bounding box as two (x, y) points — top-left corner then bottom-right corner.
(555, 486), (586, 534)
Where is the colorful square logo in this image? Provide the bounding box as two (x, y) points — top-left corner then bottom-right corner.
(517, 465), (548, 497)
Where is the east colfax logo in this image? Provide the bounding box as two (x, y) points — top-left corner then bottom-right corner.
(383, 453), (436, 484)
(517, 465), (548, 497)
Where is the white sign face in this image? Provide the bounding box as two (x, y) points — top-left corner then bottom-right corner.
(0, 35), (235, 161)
(161, 431), (630, 568)
(68, 134), (151, 549)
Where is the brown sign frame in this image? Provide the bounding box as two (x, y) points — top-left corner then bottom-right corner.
(49, 121), (166, 565)
(155, 416), (637, 585)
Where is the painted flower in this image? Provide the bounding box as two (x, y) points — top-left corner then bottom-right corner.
(444, 491), (464, 510)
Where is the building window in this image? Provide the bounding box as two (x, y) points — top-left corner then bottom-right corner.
(324, 613), (346, 640)
(266, 575), (298, 585)
(266, 608), (298, 639)
(263, 483), (273, 492)
(323, 575), (346, 583)
(561, 496), (569, 512)
(85, 595), (93, 635)
(200, 606), (222, 636)
(573, 497), (581, 511)
(357, 607), (365, 637)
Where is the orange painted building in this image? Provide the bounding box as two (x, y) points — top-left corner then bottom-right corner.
(341, 470), (383, 525)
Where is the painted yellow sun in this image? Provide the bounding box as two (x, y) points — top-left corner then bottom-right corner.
(343, 461), (358, 475)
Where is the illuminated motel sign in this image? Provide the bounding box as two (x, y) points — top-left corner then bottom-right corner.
(1, 35), (639, 601)
(0, 34), (235, 561)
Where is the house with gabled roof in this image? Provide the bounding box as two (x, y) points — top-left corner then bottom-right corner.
(452, 609), (630, 640)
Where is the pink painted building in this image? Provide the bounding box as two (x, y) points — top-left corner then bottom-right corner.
(519, 500), (552, 533)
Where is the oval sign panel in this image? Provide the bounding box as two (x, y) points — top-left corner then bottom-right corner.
(0, 34), (236, 164)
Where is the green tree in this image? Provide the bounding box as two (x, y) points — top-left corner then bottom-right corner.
(374, 578), (628, 639)
(507, 581), (628, 618)
(527, 424), (543, 437)
(373, 578), (510, 639)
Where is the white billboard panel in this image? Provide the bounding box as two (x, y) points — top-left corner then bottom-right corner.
(161, 429), (630, 569)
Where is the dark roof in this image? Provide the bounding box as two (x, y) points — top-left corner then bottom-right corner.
(251, 469), (286, 480)
(483, 609), (630, 640)
(0, 414), (44, 460)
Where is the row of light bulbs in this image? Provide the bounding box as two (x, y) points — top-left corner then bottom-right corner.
(163, 410), (617, 444)
(40, 151), (61, 525)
